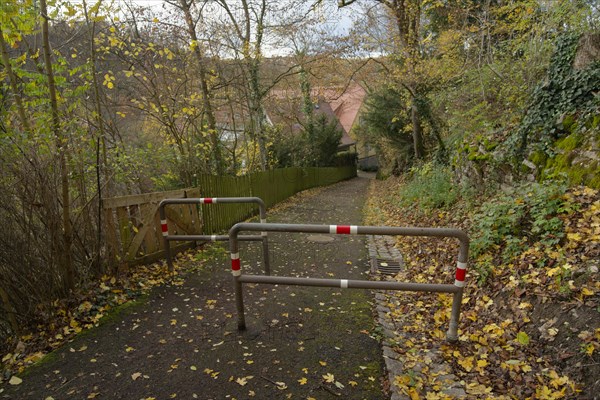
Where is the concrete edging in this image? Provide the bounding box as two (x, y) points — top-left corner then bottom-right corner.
(367, 235), (467, 399)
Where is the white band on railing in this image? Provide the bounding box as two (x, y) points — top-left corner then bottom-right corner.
(211, 235), (217, 241)
(261, 219), (267, 237)
(232, 270), (241, 277)
(340, 279), (349, 289)
(231, 252), (239, 260)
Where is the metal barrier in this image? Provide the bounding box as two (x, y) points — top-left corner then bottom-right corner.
(159, 197), (270, 274)
(228, 223), (469, 342)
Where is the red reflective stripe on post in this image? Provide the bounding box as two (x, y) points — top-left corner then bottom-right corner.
(232, 258), (240, 271)
(161, 219), (168, 235)
(200, 198), (214, 204)
(329, 225), (358, 234)
(455, 268), (466, 282)
(337, 225), (351, 234)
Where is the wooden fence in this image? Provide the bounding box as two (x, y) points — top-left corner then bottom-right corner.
(103, 165), (356, 266)
(103, 188), (202, 267)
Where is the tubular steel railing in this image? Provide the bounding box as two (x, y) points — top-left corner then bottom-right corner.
(159, 197), (271, 273)
(229, 223), (469, 342)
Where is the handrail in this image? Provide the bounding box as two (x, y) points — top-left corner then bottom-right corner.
(159, 197), (270, 274)
(229, 222), (469, 342)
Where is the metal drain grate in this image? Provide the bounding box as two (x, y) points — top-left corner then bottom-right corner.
(370, 257), (403, 275)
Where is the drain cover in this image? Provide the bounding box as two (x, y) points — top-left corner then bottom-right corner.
(371, 257), (403, 275)
(306, 235), (335, 243)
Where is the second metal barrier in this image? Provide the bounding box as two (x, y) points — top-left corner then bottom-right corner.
(159, 197), (270, 274)
(229, 223), (469, 342)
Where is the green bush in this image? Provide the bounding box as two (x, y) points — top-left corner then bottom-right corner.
(470, 181), (570, 261)
(398, 164), (460, 210)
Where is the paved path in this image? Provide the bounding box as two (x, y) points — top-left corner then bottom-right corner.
(3, 177), (386, 400)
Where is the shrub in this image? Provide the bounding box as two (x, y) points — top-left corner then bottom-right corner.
(398, 164), (460, 210)
(470, 181), (569, 261)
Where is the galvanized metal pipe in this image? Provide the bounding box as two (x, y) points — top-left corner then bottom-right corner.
(165, 235), (263, 242)
(238, 275), (460, 293)
(159, 197), (271, 273)
(229, 222), (469, 343)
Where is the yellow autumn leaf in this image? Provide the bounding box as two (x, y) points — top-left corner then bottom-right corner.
(584, 343), (595, 356)
(567, 232), (582, 241)
(458, 356), (474, 372)
(298, 377), (307, 385)
(581, 287), (594, 296)
(547, 267), (562, 277)
(322, 373), (335, 383)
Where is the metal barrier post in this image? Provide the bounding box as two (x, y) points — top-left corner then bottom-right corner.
(158, 197), (270, 274)
(229, 223), (469, 342)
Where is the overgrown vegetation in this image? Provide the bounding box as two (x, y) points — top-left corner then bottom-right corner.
(365, 176), (599, 398)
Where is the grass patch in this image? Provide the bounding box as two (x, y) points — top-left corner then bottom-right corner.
(398, 163), (469, 210)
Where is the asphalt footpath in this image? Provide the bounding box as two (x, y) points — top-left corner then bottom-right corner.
(2, 175), (387, 400)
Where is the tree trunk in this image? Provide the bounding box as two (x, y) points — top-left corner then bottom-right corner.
(410, 97), (425, 160)
(248, 59), (268, 170)
(40, 0), (75, 291)
(179, 0), (224, 175)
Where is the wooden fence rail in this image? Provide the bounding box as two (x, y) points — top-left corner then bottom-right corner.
(103, 166), (356, 266)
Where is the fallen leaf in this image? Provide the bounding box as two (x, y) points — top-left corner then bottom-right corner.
(9, 376), (22, 385)
(516, 331), (530, 345)
(131, 372), (142, 381)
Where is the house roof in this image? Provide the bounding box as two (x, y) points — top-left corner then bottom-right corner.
(212, 83), (365, 151)
(330, 84), (367, 135)
(266, 83), (366, 150)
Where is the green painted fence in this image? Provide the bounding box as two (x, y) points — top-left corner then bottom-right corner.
(196, 166), (357, 234)
(103, 165), (356, 266)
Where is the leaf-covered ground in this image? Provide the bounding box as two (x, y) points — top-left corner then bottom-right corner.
(364, 177), (599, 399)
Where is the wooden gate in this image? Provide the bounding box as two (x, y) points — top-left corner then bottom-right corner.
(103, 188), (202, 266)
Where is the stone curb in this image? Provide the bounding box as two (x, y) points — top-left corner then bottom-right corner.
(367, 235), (467, 399)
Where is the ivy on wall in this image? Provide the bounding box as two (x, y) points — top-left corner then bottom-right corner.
(512, 32), (600, 158)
